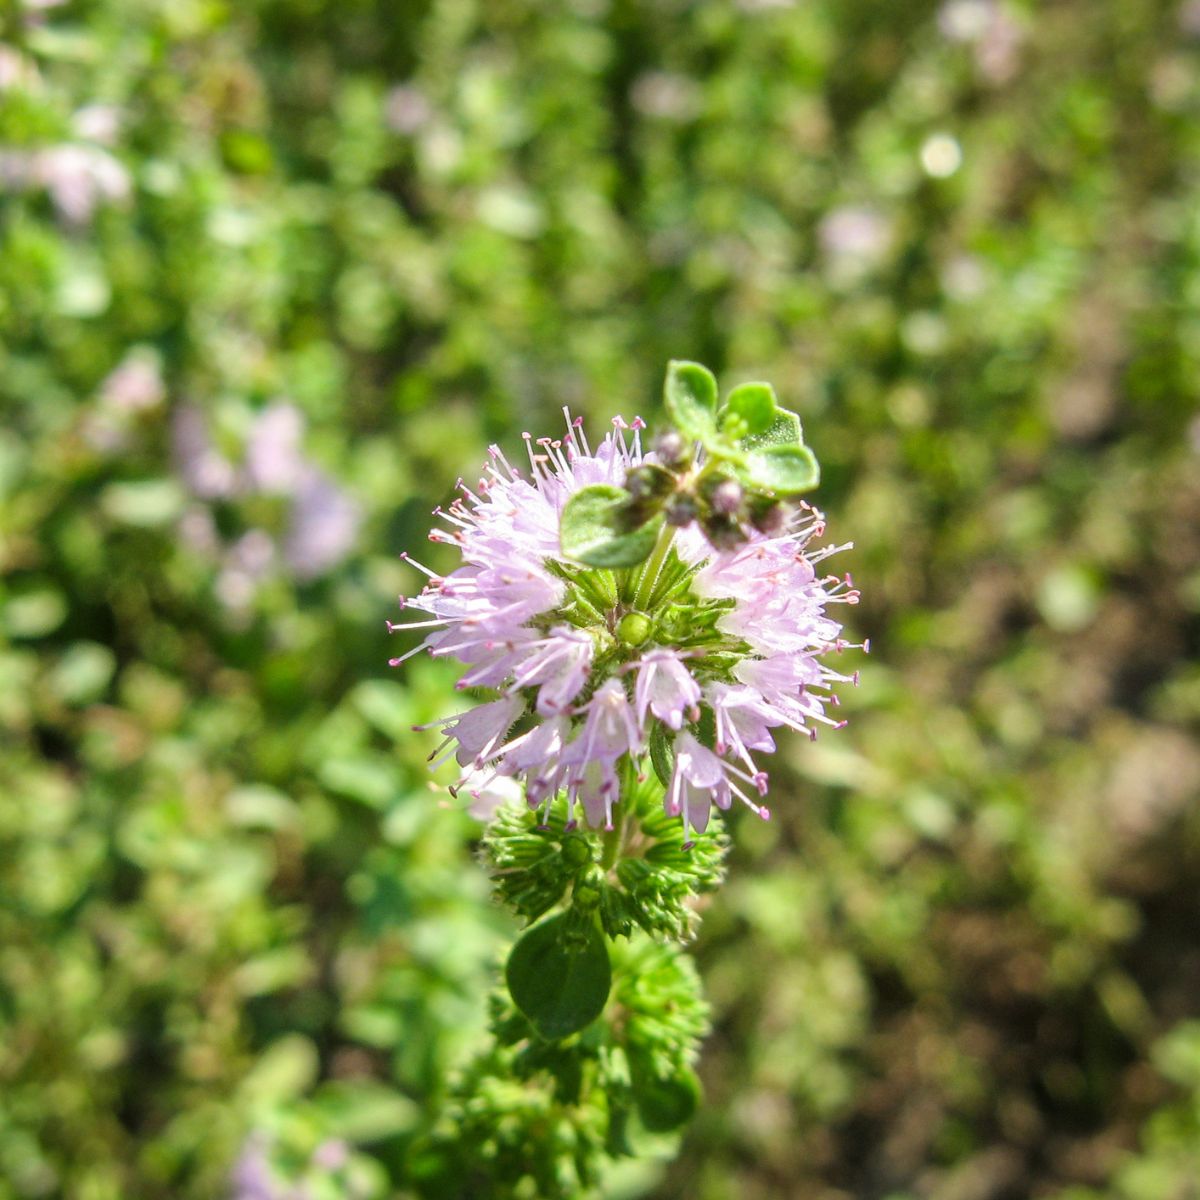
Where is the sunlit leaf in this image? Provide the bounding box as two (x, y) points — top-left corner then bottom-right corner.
(560, 484), (663, 568)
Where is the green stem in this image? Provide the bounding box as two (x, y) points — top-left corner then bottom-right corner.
(633, 521), (676, 612)
(600, 821), (623, 870)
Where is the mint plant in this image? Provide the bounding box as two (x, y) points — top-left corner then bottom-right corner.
(391, 361), (863, 1195)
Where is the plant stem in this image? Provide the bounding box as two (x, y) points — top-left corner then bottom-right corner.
(633, 521), (676, 612)
(600, 820), (623, 869)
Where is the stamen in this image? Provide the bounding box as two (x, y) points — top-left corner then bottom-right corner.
(388, 643), (429, 667)
(399, 551), (442, 581)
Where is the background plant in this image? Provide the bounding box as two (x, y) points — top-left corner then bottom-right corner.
(1, 1), (1199, 1198)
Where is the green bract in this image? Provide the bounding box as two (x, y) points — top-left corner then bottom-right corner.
(745, 443), (820, 495)
(649, 721), (675, 788)
(483, 783), (729, 944)
(560, 484), (664, 568)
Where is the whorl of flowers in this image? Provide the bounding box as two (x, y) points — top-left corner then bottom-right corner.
(392, 361), (864, 839)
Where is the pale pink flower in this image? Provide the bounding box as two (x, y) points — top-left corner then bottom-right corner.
(819, 205), (892, 277)
(665, 732), (727, 838)
(635, 648), (701, 730)
(452, 766), (524, 822)
(427, 694), (525, 769)
(172, 406), (238, 499)
(100, 352), (164, 413)
(73, 104), (121, 145)
(510, 626), (594, 716)
(0, 47), (38, 93)
(384, 85), (432, 134)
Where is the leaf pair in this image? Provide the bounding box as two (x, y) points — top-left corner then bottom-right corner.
(560, 360), (821, 569)
(663, 359), (820, 496)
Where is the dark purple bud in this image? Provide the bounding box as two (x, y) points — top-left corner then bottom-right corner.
(710, 479), (743, 515)
(664, 493), (699, 527)
(750, 498), (787, 534)
(624, 463), (675, 501)
(702, 513), (746, 551)
(654, 429), (689, 467)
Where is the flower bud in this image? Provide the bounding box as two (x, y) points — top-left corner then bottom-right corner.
(709, 478), (744, 515)
(616, 611), (652, 646)
(560, 835), (594, 868)
(624, 463), (675, 502)
(749, 496), (787, 534)
(664, 493), (699, 527)
(653, 428), (689, 467)
(702, 513), (746, 551)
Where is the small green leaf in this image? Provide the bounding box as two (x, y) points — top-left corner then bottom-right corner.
(746, 444), (820, 495)
(741, 406), (804, 451)
(633, 1065), (701, 1132)
(720, 382), (778, 437)
(506, 913), (612, 1040)
(664, 360), (718, 439)
(560, 484), (663, 568)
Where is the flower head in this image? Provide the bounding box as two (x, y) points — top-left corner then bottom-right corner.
(396, 409), (862, 835)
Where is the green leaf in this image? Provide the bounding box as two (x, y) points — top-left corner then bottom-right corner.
(720, 382), (778, 437)
(315, 1080), (421, 1142)
(506, 913), (612, 1040)
(100, 479), (185, 526)
(741, 405), (804, 451)
(560, 484), (663, 568)
(663, 360), (718, 439)
(633, 1064), (701, 1132)
(746, 444), (820, 495)
(50, 641), (115, 705)
(239, 1034), (319, 1104)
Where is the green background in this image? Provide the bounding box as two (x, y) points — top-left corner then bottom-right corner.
(2, 0), (1199, 1196)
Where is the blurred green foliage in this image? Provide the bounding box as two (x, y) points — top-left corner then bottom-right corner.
(1, 0), (1199, 1197)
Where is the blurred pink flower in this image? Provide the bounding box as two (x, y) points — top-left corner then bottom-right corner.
(171, 404), (359, 600)
(819, 206), (892, 279)
(384, 84), (431, 134)
(938, 0), (1023, 85)
(0, 143), (130, 224)
(284, 467), (361, 581)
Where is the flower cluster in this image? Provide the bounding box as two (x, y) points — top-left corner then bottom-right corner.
(394, 411), (862, 837)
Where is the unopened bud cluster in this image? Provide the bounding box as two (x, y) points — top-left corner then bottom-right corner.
(619, 428), (788, 554)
